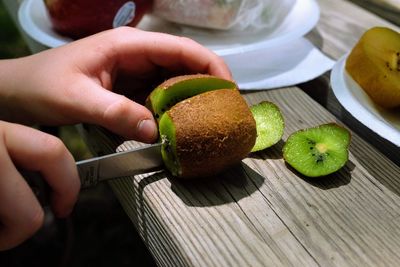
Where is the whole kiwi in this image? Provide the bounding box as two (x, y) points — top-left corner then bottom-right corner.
(156, 85), (256, 178)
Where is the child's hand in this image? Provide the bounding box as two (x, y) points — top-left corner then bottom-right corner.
(0, 27), (231, 250)
(1, 27), (231, 142)
(0, 121), (80, 250)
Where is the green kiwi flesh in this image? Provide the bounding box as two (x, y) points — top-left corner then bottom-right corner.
(250, 101), (285, 152)
(159, 89), (256, 178)
(146, 74), (237, 120)
(282, 123), (351, 177)
(158, 112), (179, 176)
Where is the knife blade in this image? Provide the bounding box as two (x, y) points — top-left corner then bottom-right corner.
(22, 142), (164, 198)
(77, 142), (164, 188)
(21, 143), (163, 206)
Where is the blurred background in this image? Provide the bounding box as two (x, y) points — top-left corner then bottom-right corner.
(0, 1), (156, 266)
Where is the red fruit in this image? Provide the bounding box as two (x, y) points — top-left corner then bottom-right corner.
(44, 0), (153, 39)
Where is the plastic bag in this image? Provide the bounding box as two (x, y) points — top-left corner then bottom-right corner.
(151, 0), (296, 31)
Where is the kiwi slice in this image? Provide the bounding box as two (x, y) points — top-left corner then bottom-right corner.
(346, 27), (400, 108)
(282, 123), (351, 177)
(146, 74), (237, 120)
(159, 89), (256, 178)
(250, 101), (285, 152)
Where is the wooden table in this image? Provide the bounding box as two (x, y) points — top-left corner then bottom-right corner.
(347, 0), (400, 25)
(6, 0), (400, 266)
(78, 1), (400, 266)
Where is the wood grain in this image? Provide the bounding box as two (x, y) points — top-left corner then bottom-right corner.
(78, 0), (400, 266)
(347, 0), (400, 26)
(300, 0), (400, 166)
(82, 88), (400, 267)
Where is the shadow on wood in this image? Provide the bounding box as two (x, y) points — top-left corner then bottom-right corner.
(167, 162), (265, 207)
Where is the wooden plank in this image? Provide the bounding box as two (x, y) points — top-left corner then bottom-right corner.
(309, 0), (398, 60)
(300, 0), (400, 165)
(77, 0), (400, 266)
(81, 87), (400, 267)
(347, 0), (400, 26)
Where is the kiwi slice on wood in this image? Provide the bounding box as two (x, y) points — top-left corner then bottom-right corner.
(250, 101), (284, 152)
(159, 89), (256, 178)
(346, 27), (400, 108)
(146, 74), (237, 120)
(282, 123), (351, 177)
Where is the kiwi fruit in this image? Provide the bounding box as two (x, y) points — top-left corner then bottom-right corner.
(159, 89), (256, 178)
(250, 101), (285, 152)
(146, 74), (237, 120)
(346, 27), (400, 108)
(282, 123), (351, 177)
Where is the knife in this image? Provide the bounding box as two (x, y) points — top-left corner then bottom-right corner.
(77, 142), (163, 188)
(22, 143), (164, 204)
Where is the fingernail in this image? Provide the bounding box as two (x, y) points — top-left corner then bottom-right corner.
(137, 119), (158, 142)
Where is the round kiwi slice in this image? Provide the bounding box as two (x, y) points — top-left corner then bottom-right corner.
(146, 74), (237, 120)
(250, 101), (285, 152)
(282, 123), (351, 177)
(159, 89), (256, 178)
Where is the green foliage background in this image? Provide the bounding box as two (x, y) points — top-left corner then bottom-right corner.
(0, 2), (29, 58)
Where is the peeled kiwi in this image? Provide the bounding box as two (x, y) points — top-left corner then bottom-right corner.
(159, 89), (256, 178)
(346, 27), (400, 108)
(146, 74), (237, 120)
(282, 123), (351, 177)
(250, 101), (285, 152)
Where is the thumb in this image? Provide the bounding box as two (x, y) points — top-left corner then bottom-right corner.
(75, 82), (158, 143)
(100, 94), (158, 143)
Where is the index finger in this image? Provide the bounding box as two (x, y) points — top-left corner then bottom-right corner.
(3, 122), (80, 217)
(104, 27), (232, 79)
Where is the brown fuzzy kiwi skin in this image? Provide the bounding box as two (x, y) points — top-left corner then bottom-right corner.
(166, 88), (257, 178)
(156, 74), (215, 90)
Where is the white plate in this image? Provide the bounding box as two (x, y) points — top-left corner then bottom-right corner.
(229, 37), (335, 89)
(18, 0), (74, 48)
(330, 55), (400, 147)
(19, 0), (320, 56)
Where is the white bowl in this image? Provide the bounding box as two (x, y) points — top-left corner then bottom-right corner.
(18, 0), (320, 56)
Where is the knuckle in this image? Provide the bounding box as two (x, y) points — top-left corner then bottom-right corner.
(110, 26), (136, 43)
(39, 134), (68, 161)
(178, 35), (193, 42)
(103, 96), (132, 120)
(114, 25), (134, 35)
(178, 36), (198, 46)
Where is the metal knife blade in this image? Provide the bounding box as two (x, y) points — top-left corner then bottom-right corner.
(21, 143), (163, 206)
(77, 143), (163, 188)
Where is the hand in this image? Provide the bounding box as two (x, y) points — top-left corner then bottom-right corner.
(0, 121), (79, 250)
(0, 27), (231, 250)
(0, 26), (232, 142)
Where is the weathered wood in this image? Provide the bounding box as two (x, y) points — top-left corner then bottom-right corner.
(347, 0), (400, 26)
(82, 87), (400, 267)
(300, 0), (400, 165)
(78, 0), (400, 266)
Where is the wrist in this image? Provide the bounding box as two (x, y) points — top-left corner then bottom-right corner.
(0, 57), (34, 123)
